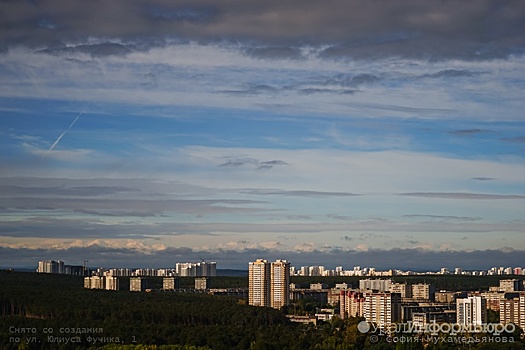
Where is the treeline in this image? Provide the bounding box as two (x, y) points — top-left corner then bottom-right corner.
(0, 271), (299, 349)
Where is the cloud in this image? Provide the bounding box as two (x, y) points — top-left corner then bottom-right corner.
(257, 160), (289, 169)
(39, 43), (135, 58)
(399, 192), (525, 200)
(241, 189), (359, 197)
(2, 242), (525, 271)
(219, 157), (288, 170)
(219, 84), (279, 97)
(403, 214), (482, 221)
(1, 41), (523, 123)
(0, 185), (139, 197)
(293, 242), (316, 252)
(422, 69), (478, 79)
(472, 177), (495, 181)
(448, 129), (488, 136)
(219, 158), (259, 167)
(500, 136), (525, 143)
(245, 46), (304, 60)
(23, 143), (93, 161)
(1, 1), (524, 60)
(324, 73), (380, 88)
(329, 215), (353, 221)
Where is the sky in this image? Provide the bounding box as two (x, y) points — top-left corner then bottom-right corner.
(1, 0), (525, 270)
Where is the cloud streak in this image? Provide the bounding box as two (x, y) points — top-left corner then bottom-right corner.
(399, 192), (525, 200)
(47, 102), (90, 152)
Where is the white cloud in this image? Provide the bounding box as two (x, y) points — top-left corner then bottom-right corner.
(1, 46), (524, 121)
(0, 238), (167, 253)
(355, 244), (369, 251)
(172, 146), (525, 194)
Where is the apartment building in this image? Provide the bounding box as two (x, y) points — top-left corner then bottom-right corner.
(389, 282), (411, 298)
(363, 292), (402, 328)
(249, 259), (290, 309)
(457, 296), (487, 326)
(412, 283), (435, 301)
(271, 260), (290, 309)
(500, 293), (525, 331)
(163, 277), (180, 290)
(359, 279), (392, 292)
(249, 259), (271, 307)
(340, 290), (365, 318)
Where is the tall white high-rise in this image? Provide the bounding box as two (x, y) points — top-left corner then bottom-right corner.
(37, 260), (63, 274)
(270, 259), (290, 309)
(457, 296), (487, 325)
(249, 259), (290, 309)
(249, 259), (270, 307)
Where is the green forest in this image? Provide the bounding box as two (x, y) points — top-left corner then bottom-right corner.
(1, 271), (524, 350)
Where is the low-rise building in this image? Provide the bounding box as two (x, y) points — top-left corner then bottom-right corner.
(163, 277), (180, 290)
(195, 277), (210, 290)
(130, 277), (150, 292)
(105, 276), (119, 291)
(310, 283), (327, 290)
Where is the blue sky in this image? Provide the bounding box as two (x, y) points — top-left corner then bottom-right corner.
(1, 0), (525, 270)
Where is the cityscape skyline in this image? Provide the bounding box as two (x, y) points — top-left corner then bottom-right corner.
(32, 259), (525, 277)
(1, 1), (525, 269)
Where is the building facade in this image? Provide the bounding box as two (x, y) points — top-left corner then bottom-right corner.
(249, 259), (290, 309)
(411, 283), (435, 301)
(105, 276), (119, 291)
(500, 293), (525, 331)
(37, 260), (64, 274)
(359, 279), (392, 292)
(457, 296), (487, 326)
(340, 290), (365, 318)
(163, 277), (180, 290)
(249, 259), (271, 307)
(270, 260), (290, 309)
(363, 292), (401, 328)
(130, 277), (149, 292)
(175, 261), (217, 277)
(195, 277), (210, 290)
(389, 283), (411, 298)
(499, 279), (523, 293)
(84, 276), (106, 289)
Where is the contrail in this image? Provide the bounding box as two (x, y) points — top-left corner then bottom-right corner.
(48, 102), (91, 152)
